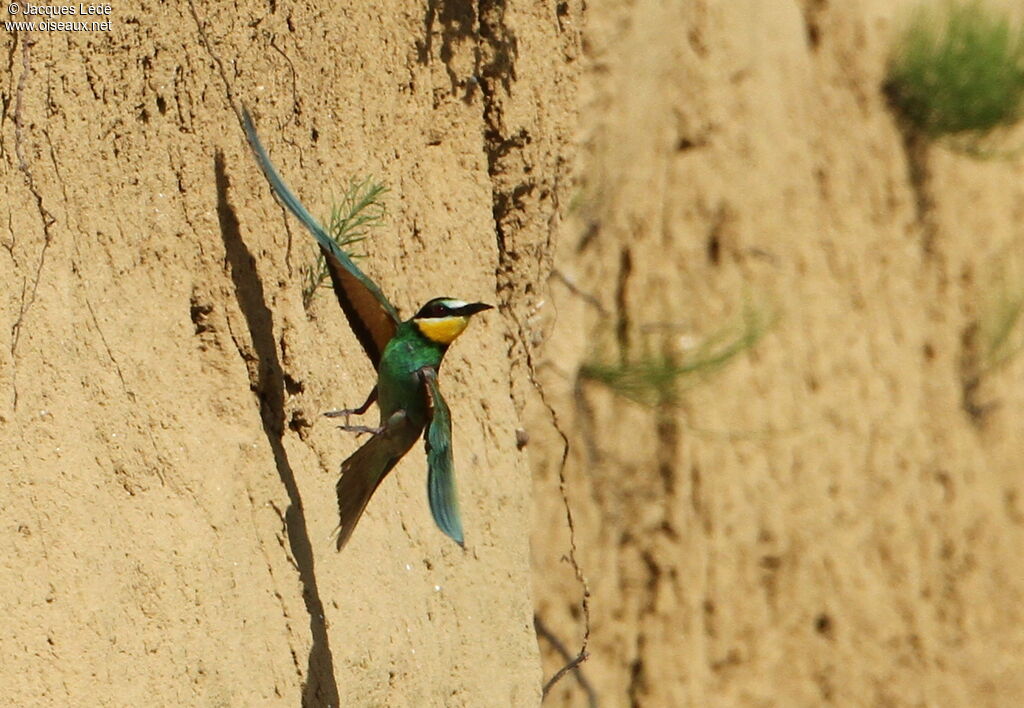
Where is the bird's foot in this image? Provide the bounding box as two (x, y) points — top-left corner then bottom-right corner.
(324, 408), (363, 419)
(323, 388), (378, 421)
(335, 423), (384, 436)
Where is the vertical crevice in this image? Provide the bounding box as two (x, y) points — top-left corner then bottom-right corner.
(959, 321), (992, 426)
(899, 128), (940, 259)
(615, 248), (633, 360)
(624, 548), (660, 708)
(8, 35), (56, 411)
(654, 409), (678, 498)
(214, 152), (339, 708)
(477, 0), (523, 284)
(475, 0), (591, 698)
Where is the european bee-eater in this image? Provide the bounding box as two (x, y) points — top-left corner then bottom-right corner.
(242, 110), (491, 550)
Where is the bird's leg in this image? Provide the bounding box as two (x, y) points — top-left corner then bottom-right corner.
(325, 386), (383, 435)
(334, 423), (385, 436)
(324, 385), (378, 420)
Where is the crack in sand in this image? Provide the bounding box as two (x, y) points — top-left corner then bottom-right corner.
(168, 149), (203, 244)
(473, 1), (592, 695)
(246, 488), (305, 682)
(42, 129), (69, 205)
(534, 614), (598, 707)
(82, 295), (132, 401)
(268, 36), (301, 120)
(186, 0), (240, 117)
(9, 34), (56, 410)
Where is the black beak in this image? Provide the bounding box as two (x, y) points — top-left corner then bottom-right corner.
(457, 302), (493, 316)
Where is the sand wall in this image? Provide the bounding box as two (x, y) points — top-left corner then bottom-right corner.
(531, 2), (1024, 706)
(1, 1), (578, 704)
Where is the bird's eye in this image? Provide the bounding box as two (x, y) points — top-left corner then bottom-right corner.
(417, 302), (445, 319)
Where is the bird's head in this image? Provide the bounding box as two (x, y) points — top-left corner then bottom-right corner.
(413, 297), (493, 345)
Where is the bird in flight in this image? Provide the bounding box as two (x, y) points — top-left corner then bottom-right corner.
(242, 110), (492, 549)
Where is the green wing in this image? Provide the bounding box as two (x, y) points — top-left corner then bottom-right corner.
(242, 109), (400, 368)
(421, 367), (464, 546)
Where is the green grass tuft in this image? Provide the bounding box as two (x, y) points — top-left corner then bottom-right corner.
(579, 303), (773, 407)
(886, 1), (1024, 140)
(979, 255), (1024, 375)
(302, 177), (388, 308)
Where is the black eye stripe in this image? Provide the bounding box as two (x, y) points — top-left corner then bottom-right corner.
(424, 304), (445, 318)
(416, 298), (457, 319)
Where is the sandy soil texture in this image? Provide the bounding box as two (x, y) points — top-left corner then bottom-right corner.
(6, 0), (1024, 706)
(1, 1), (577, 704)
(531, 1), (1024, 706)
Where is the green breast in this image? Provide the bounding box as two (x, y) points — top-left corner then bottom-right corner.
(376, 321), (448, 423)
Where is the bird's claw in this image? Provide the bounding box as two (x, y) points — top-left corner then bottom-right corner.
(335, 424), (384, 436)
(325, 405), (382, 435)
(324, 408), (360, 419)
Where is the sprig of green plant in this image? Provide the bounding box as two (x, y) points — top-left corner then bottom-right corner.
(302, 177), (388, 307)
(978, 259), (1024, 375)
(579, 302), (773, 407)
(886, 1), (1024, 142)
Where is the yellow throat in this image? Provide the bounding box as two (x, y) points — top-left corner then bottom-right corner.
(415, 316), (470, 345)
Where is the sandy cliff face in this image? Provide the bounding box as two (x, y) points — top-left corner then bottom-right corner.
(7, 0), (1024, 706)
(1, 1), (577, 704)
(531, 1), (1024, 706)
